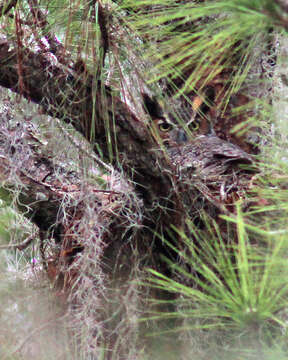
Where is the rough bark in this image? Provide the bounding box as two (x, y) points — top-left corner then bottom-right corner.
(0, 38), (178, 228)
(0, 108), (144, 279)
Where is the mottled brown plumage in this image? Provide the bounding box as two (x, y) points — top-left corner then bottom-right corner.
(168, 134), (252, 179)
(143, 92), (213, 148)
(143, 92), (253, 182)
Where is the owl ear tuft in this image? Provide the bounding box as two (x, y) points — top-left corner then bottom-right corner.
(142, 93), (164, 119)
(200, 86), (215, 115)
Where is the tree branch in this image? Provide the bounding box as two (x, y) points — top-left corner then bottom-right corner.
(0, 234), (35, 250)
(0, 39), (176, 227)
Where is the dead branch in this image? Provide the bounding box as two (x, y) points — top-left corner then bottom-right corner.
(0, 234), (35, 250)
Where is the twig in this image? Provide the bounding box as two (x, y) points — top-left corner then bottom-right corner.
(15, 10), (27, 99)
(97, 1), (110, 67)
(56, 119), (114, 173)
(27, 0), (67, 63)
(39, 229), (48, 270)
(0, 234), (35, 250)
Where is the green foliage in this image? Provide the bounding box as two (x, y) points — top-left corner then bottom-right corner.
(147, 206), (288, 337)
(0, 207), (23, 244)
(121, 0), (283, 100)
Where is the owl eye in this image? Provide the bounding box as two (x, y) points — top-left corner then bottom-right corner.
(189, 119), (200, 131)
(158, 121), (173, 132)
(162, 139), (170, 147)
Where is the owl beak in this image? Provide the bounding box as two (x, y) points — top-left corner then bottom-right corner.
(176, 129), (187, 144)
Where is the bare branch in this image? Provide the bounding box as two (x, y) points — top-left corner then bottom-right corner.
(0, 235), (35, 250)
(0, 39), (174, 223)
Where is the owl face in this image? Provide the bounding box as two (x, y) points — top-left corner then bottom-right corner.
(150, 117), (188, 147)
(142, 89), (215, 147)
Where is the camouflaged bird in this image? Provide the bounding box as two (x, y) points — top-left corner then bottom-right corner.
(167, 134), (252, 180)
(142, 92), (253, 181)
(142, 91), (213, 147)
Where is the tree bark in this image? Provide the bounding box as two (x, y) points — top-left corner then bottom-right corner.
(2, 40), (177, 198)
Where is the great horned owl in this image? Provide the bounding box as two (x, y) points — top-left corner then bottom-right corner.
(142, 89), (215, 148)
(142, 92), (252, 179)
